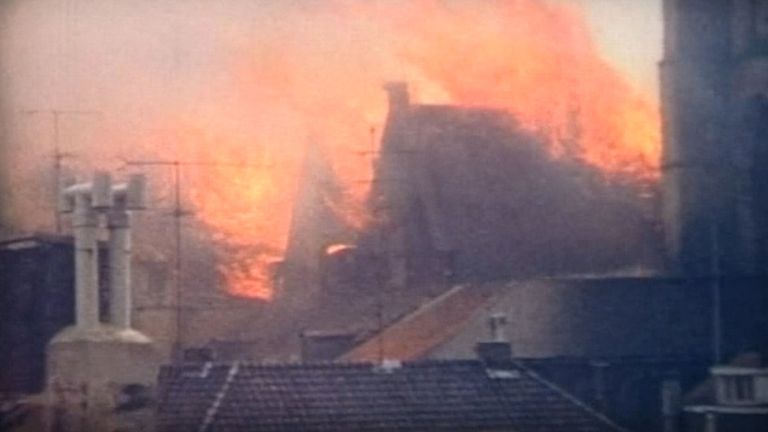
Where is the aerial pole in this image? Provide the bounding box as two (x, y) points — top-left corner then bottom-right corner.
(121, 158), (261, 360)
(18, 109), (100, 233)
(121, 159), (189, 359)
(356, 125), (417, 362)
(710, 217), (722, 365)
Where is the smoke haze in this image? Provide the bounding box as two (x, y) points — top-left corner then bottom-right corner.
(0, 0), (663, 297)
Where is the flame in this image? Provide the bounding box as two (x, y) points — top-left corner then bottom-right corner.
(326, 244), (356, 255)
(162, 0), (660, 299)
(366, 0), (661, 179)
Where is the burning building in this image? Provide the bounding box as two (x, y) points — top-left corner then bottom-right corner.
(280, 78), (662, 300)
(242, 76), (665, 361)
(3, 0), (768, 429)
(346, 82), (661, 289)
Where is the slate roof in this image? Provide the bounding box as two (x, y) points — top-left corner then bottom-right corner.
(157, 360), (625, 432)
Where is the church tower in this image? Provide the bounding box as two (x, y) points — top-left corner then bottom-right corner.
(662, 0), (768, 275)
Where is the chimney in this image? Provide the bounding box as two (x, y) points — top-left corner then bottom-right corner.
(300, 330), (357, 362)
(383, 81), (409, 113)
(107, 174), (146, 330)
(475, 313), (512, 364)
(60, 172), (147, 332)
(71, 190), (101, 330)
(488, 312), (508, 342)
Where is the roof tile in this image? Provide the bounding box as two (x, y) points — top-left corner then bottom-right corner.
(158, 360), (625, 432)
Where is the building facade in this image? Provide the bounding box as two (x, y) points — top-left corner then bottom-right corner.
(662, 0), (768, 275)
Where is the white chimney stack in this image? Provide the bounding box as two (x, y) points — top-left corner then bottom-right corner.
(107, 173), (146, 329)
(488, 312), (508, 343)
(60, 171), (147, 331)
(70, 191), (100, 329)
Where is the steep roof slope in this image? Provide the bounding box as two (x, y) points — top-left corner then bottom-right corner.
(339, 282), (504, 362)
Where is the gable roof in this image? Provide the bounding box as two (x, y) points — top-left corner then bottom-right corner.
(157, 360), (625, 432)
(339, 282), (504, 362)
(339, 276), (768, 363)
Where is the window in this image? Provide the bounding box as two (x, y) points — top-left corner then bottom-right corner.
(718, 374), (753, 404)
(714, 368), (768, 406)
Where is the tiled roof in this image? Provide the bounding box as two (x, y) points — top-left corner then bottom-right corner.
(157, 360), (625, 432)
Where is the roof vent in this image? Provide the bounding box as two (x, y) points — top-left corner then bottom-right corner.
(375, 359), (402, 373)
(383, 81), (409, 113)
(486, 369), (520, 380)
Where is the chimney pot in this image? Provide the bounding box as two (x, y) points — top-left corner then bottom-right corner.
(91, 171), (113, 209)
(488, 312), (508, 342)
(383, 81), (409, 113)
(125, 174), (147, 210)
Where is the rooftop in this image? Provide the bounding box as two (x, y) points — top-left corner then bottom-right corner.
(157, 359), (625, 432)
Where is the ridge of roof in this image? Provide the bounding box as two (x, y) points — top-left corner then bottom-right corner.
(509, 359), (630, 432)
(339, 283), (505, 362)
(197, 362), (240, 432)
(408, 103), (509, 115)
(157, 358), (625, 432)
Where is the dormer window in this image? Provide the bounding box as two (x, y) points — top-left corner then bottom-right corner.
(723, 375), (755, 402)
(713, 366), (768, 406)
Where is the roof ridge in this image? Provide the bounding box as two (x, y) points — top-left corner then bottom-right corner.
(340, 283), (505, 361)
(377, 283), (468, 329)
(197, 361), (240, 432)
(225, 358), (484, 370)
(511, 360), (630, 432)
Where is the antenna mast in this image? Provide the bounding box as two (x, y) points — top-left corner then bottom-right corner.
(18, 109), (100, 233)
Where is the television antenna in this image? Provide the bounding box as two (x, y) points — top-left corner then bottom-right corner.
(120, 158), (267, 360)
(18, 109), (101, 232)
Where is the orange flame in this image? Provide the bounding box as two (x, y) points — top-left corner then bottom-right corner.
(164, 0), (660, 300)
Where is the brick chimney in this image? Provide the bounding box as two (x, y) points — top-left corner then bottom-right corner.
(383, 81), (409, 113)
(475, 313), (512, 364)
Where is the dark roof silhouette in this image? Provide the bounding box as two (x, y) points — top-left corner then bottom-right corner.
(367, 84), (661, 283)
(157, 359), (625, 432)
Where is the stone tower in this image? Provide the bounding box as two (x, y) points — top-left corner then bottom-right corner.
(662, 0), (768, 275)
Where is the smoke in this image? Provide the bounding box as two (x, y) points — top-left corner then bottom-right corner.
(0, 0), (662, 298)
